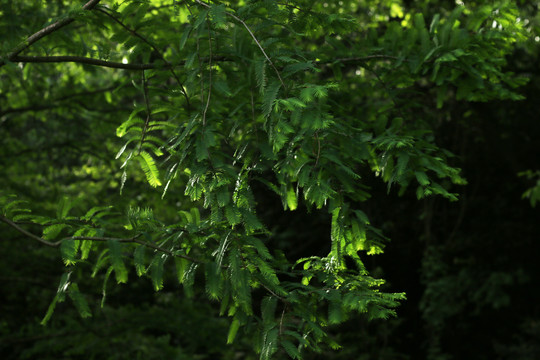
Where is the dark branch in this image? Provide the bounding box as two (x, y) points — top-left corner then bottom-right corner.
(95, 7), (191, 108)
(10, 54), (230, 70)
(0, 215), (201, 263)
(316, 55), (400, 66)
(139, 70), (152, 154)
(10, 55), (159, 70)
(1, 0), (101, 66)
(0, 104), (57, 117)
(0, 86), (118, 117)
(0, 215), (55, 247)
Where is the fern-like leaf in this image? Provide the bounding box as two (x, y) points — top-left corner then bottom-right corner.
(150, 253), (166, 291)
(68, 283), (92, 318)
(107, 240), (128, 284)
(137, 151), (162, 187)
(134, 245), (146, 276)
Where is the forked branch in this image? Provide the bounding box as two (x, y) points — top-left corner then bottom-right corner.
(1, 0), (101, 67)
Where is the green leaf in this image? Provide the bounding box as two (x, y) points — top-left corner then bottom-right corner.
(261, 296), (277, 324)
(43, 223), (70, 240)
(205, 262), (222, 299)
(255, 59), (267, 91)
(261, 328), (279, 360)
(282, 340), (302, 359)
(215, 232), (231, 269)
(175, 257), (189, 284)
(137, 151), (162, 187)
(134, 245), (146, 276)
(225, 205), (241, 226)
(101, 267), (114, 308)
(210, 4), (227, 28)
(116, 109), (144, 137)
(41, 272), (71, 325)
(150, 254), (167, 291)
(247, 237), (272, 260)
(239, 208), (264, 232)
(83, 206), (113, 221)
(108, 240), (128, 284)
(227, 318), (241, 344)
(68, 283), (92, 318)
(179, 25), (192, 50)
(262, 80), (281, 118)
(182, 263), (199, 298)
(415, 171), (430, 186)
(229, 248), (252, 314)
(328, 296), (344, 324)
(193, 8), (210, 29)
(41, 293), (61, 326)
(60, 239), (79, 265)
(285, 186), (298, 210)
(56, 196), (72, 218)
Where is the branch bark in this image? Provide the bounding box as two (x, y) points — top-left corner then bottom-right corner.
(1, 0), (101, 67)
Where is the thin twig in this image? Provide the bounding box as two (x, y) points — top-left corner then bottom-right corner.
(279, 307), (286, 335)
(139, 70), (152, 154)
(10, 55), (230, 70)
(0, 104), (57, 117)
(202, 23), (213, 126)
(1, 86), (117, 117)
(10, 54), (398, 71)
(196, 26), (205, 118)
(316, 55), (400, 65)
(11, 55), (159, 69)
(54, 85), (118, 102)
(195, 0), (285, 88)
(1, 0), (101, 66)
(0, 215), (201, 263)
(0, 215), (55, 247)
(314, 130), (321, 167)
(130, 239), (201, 263)
(96, 7), (191, 108)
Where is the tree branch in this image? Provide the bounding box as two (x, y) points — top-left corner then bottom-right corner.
(195, 0), (285, 88)
(10, 54), (230, 70)
(318, 55), (400, 65)
(0, 86), (117, 117)
(0, 215), (55, 247)
(139, 70), (152, 154)
(0, 215), (201, 263)
(10, 55), (159, 70)
(1, 0), (101, 67)
(95, 7), (191, 108)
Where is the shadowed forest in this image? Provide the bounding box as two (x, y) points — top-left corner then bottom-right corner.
(1, 1), (539, 359)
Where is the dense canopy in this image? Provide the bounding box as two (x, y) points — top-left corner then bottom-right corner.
(1, 1), (539, 359)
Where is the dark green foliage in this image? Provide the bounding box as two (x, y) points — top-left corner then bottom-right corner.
(1, 0), (538, 359)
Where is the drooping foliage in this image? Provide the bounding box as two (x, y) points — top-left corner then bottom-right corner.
(0, 0), (537, 359)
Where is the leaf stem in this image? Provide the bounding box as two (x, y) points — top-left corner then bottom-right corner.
(0, 215), (201, 263)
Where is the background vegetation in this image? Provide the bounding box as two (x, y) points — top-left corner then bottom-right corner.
(1, 0), (538, 359)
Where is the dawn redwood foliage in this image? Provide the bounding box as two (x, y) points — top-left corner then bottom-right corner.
(0, 0), (531, 358)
